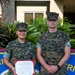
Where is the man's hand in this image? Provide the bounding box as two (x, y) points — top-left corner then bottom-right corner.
(48, 65), (58, 74)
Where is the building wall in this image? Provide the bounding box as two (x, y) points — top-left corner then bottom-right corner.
(0, 0), (63, 23)
(50, 0), (63, 19)
(17, 6), (47, 22)
(16, 0), (63, 23)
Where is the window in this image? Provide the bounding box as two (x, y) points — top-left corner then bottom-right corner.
(24, 12), (43, 23)
(25, 13), (33, 23)
(35, 13), (43, 19)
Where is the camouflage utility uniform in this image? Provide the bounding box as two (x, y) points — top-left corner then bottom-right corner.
(5, 39), (36, 75)
(38, 30), (70, 75)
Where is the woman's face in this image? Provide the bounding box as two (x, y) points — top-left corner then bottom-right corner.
(16, 30), (27, 39)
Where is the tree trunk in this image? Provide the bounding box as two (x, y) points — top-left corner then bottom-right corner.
(0, 0), (12, 24)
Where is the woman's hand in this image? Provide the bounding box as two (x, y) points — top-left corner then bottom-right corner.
(12, 68), (16, 75)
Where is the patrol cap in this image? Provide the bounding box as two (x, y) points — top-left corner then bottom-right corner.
(16, 22), (28, 31)
(47, 12), (59, 21)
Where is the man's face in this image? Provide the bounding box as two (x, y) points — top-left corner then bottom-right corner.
(47, 20), (58, 29)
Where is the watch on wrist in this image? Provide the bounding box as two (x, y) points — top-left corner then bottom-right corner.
(56, 64), (61, 70)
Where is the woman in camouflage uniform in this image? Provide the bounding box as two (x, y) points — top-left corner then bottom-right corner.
(3, 23), (36, 75)
(36, 12), (71, 75)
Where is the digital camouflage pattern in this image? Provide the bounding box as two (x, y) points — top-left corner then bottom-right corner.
(38, 30), (70, 75)
(5, 39), (36, 75)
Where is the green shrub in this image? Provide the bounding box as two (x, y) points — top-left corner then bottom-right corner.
(0, 17), (75, 48)
(0, 19), (9, 48)
(0, 21), (18, 48)
(6, 22), (17, 41)
(57, 17), (72, 36)
(26, 17), (48, 45)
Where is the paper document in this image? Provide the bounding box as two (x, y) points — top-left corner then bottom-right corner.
(15, 61), (34, 75)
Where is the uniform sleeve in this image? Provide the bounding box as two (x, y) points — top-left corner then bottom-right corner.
(65, 41), (71, 47)
(36, 42), (41, 48)
(3, 42), (12, 59)
(3, 52), (10, 59)
(64, 33), (70, 44)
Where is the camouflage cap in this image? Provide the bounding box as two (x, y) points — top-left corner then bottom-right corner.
(16, 22), (28, 31)
(47, 12), (59, 21)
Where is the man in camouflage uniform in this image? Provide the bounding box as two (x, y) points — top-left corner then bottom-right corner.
(3, 23), (36, 75)
(36, 12), (71, 75)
